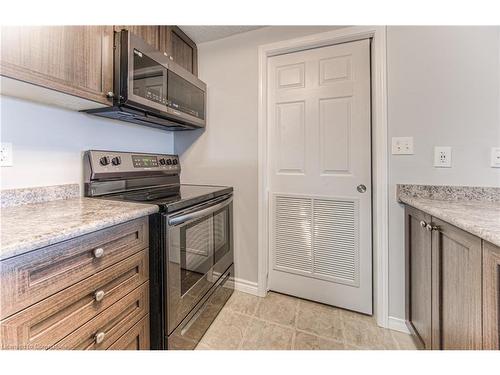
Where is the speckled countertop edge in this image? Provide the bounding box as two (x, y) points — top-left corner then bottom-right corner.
(0, 197), (159, 261)
(397, 185), (500, 247)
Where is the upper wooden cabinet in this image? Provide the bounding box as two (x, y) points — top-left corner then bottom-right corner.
(114, 25), (161, 50)
(0, 26), (114, 106)
(117, 25), (198, 75)
(0, 25), (198, 110)
(160, 26), (198, 75)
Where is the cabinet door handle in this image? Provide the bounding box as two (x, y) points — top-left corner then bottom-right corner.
(95, 331), (106, 344)
(420, 220), (427, 228)
(426, 223), (440, 232)
(94, 290), (105, 302)
(93, 247), (104, 258)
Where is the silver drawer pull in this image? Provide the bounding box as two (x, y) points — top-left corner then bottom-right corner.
(94, 290), (105, 302)
(95, 331), (106, 344)
(420, 220), (427, 228)
(93, 247), (104, 258)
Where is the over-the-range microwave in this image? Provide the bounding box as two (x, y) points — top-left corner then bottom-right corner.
(85, 30), (206, 131)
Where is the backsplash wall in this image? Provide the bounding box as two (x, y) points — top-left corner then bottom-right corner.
(0, 96), (174, 191)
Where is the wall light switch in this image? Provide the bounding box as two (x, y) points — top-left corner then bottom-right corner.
(491, 147), (500, 168)
(0, 142), (13, 167)
(434, 146), (452, 168)
(391, 137), (414, 155)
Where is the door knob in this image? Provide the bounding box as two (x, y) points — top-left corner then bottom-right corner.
(357, 184), (367, 193)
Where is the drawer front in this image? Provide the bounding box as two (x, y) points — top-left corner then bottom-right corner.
(52, 282), (149, 350)
(108, 314), (150, 350)
(1, 250), (148, 350)
(1, 217), (148, 319)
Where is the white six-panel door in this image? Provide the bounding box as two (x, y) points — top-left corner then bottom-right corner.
(267, 39), (372, 314)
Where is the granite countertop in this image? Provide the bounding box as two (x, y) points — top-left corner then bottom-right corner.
(398, 186), (500, 248)
(0, 197), (158, 261)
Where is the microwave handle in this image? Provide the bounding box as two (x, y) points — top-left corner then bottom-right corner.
(168, 196), (232, 226)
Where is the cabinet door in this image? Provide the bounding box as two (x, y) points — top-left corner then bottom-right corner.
(115, 26), (160, 50)
(405, 206), (432, 349)
(431, 218), (482, 350)
(0, 26), (113, 105)
(159, 26), (198, 75)
(483, 241), (500, 350)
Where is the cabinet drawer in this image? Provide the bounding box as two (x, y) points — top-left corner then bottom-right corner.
(109, 314), (150, 350)
(52, 282), (149, 350)
(1, 250), (148, 350)
(1, 217), (148, 319)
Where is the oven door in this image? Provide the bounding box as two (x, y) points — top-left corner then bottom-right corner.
(165, 194), (233, 334)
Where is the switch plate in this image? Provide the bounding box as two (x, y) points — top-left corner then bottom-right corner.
(0, 142), (13, 167)
(434, 146), (452, 168)
(391, 137), (414, 155)
(491, 147), (500, 168)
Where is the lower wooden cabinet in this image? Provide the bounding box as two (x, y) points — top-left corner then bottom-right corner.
(405, 205), (498, 350)
(431, 218), (482, 350)
(109, 315), (150, 350)
(483, 241), (500, 350)
(0, 218), (150, 350)
(405, 206), (432, 349)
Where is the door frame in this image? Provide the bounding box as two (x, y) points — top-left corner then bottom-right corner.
(257, 26), (390, 329)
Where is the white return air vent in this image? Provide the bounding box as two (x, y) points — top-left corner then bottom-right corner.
(273, 194), (360, 287)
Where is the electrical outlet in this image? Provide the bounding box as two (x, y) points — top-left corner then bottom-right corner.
(391, 137), (414, 155)
(0, 142), (13, 167)
(491, 147), (500, 168)
(434, 146), (452, 168)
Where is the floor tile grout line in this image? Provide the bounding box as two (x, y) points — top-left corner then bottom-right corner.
(203, 291), (413, 350)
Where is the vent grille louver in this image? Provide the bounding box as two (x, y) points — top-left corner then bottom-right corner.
(273, 195), (359, 286)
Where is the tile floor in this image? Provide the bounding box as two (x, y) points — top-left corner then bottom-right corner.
(196, 291), (418, 350)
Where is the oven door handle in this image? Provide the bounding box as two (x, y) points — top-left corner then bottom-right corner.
(168, 196), (232, 226)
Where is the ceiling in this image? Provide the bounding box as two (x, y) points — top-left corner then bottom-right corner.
(179, 26), (265, 44)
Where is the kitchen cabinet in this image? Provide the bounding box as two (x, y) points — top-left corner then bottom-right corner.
(0, 25), (198, 111)
(405, 205), (491, 350)
(430, 218), (482, 350)
(483, 241), (500, 350)
(115, 25), (161, 50)
(0, 217), (150, 350)
(405, 206), (432, 349)
(0, 26), (113, 106)
(116, 26), (198, 75)
(160, 26), (198, 75)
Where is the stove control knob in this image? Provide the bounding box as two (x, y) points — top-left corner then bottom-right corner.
(99, 156), (110, 166)
(111, 156), (121, 166)
(159, 158), (166, 165)
(172, 159), (178, 165)
(166, 158), (172, 165)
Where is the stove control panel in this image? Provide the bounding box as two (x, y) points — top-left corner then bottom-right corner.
(86, 150), (180, 177)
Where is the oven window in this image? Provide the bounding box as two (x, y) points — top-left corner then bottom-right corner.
(132, 49), (167, 105)
(213, 207), (230, 263)
(180, 216), (214, 295)
(167, 70), (205, 120)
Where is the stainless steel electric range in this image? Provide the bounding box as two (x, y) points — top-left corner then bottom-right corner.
(84, 150), (234, 350)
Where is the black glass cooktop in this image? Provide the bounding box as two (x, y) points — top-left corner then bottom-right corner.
(103, 184), (232, 213)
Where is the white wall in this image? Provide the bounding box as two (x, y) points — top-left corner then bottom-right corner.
(176, 26), (500, 318)
(175, 26), (341, 286)
(0, 96), (174, 190)
(387, 26), (500, 318)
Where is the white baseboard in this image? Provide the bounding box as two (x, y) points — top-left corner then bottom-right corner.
(227, 277), (260, 296)
(388, 316), (410, 334)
